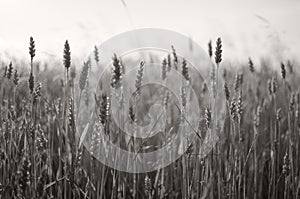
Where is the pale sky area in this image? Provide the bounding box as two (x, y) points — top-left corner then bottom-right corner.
(0, 0), (299, 64)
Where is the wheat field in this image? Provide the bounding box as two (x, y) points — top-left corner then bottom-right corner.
(0, 37), (299, 199)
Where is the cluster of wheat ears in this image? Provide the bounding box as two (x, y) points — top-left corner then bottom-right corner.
(0, 37), (299, 199)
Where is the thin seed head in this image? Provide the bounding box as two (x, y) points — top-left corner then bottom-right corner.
(111, 54), (122, 89)
(129, 104), (136, 124)
(182, 58), (190, 82)
(239, 73), (244, 86)
(29, 37), (36, 62)
(234, 74), (239, 91)
(99, 93), (110, 127)
(268, 79), (273, 96)
(215, 37), (222, 65)
(83, 81), (90, 106)
(234, 73), (243, 92)
(181, 86), (187, 108)
(272, 77), (277, 94)
(162, 58), (167, 80)
(75, 147), (83, 167)
(204, 107), (211, 128)
(224, 83), (230, 101)
(171, 45), (178, 70)
(171, 45), (178, 63)
(36, 125), (48, 152)
(237, 92), (243, 117)
(63, 40), (71, 72)
(282, 153), (290, 176)
(106, 96), (110, 119)
(290, 93), (295, 112)
(163, 90), (170, 108)
(230, 100), (237, 120)
(208, 40), (213, 58)
(135, 61), (145, 95)
(7, 62), (13, 79)
(79, 61), (90, 91)
(68, 98), (75, 127)
(167, 54), (171, 71)
(248, 58), (255, 73)
(94, 45), (100, 64)
(254, 105), (262, 127)
(276, 108), (282, 121)
(33, 83), (42, 103)
(281, 62), (286, 79)
(144, 175), (152, 194)
(13, 69), (19, 85)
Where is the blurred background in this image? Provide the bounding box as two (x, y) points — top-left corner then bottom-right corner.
(0, 0), (299, 64)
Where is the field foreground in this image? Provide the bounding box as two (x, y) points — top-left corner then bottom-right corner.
(0, 38), (300, 199)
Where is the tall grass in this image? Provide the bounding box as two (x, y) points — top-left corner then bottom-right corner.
(0, 37), (299, 199)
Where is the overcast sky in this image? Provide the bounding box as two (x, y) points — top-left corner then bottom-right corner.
(0, 0), (299, 63)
